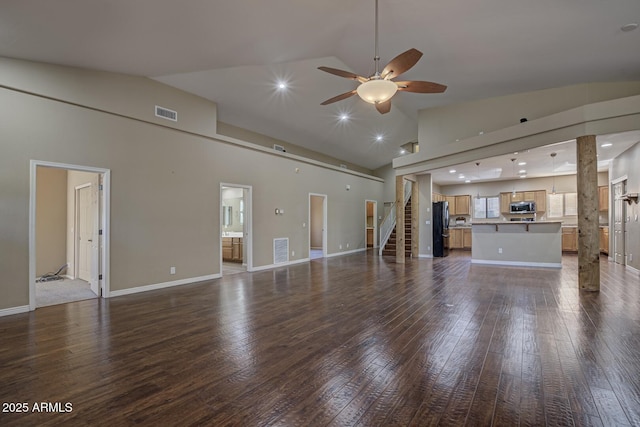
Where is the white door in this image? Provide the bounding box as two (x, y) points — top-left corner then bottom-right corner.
(77, 185), (93, 281)
(76, 179), (100, 296)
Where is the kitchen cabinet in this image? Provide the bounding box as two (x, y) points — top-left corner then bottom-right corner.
(222, 237), (243, 262)
(449, 228), (463, 249)
(510, 192), (524, 202)
(534, 190), (547, 212)
(598, 186), (609, 211)
(454, 195), (471, 215)
(463, 228), (472, 249)
(524, 191), (536, 202)
(600, 227), (609, 254)
(445, 196), (456, 212)
(500, 193), (511, 214)
(562, 227), (577, 252)
(433, 192), (445, 202)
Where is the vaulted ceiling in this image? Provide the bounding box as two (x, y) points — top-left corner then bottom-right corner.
(1, 0), (639, 171)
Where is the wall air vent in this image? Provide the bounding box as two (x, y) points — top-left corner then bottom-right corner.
(274, 238), (289, 264)
(155, 105), (178, 122)
(274, 144), (286, 153)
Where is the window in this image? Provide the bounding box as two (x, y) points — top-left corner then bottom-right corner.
(474, 196), (500, 219)
(548, 193), (577, 218)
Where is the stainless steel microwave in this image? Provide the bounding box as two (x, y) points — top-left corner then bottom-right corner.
(510, 201), (536, 213)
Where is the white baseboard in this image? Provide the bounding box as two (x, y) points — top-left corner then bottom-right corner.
(418, 254), (434, 258)
(250, 258), (310, 272)
(0, 305), (30, 317)
(471, 259), (562, 269)
(326, 248), (366, 258)
(108, 274), (221, 298)
(627, 264), (640, 274)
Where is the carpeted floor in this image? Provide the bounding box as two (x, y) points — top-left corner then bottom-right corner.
(36, 278), (97, 307)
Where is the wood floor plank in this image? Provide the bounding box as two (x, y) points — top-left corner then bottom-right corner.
(1, 251), (638, 426)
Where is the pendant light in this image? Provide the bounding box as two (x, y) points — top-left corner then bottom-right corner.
(475, 162), (481, 199)
(550, 152), (557, 194)
(511, 158), (517, 197)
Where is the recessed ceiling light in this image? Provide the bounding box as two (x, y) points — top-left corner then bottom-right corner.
(621, 23), (639, 32)
(514, 152), (519, 155)
(449, 169), (456, 174)
(518, 162), (527, 166)
(376, 135), (383, 141)
(520, 175), (527, 179)
(400, 149), (406, 154)
(339, 113), (349, 121)
(277, 81), (288, 90)
(465, 179), (471, 183)
(458, 174), (465, 179)
(601, 143), (613, 148)
(519, 169), (526, 174)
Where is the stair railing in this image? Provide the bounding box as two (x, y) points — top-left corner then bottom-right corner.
(379, 180), (412, 255)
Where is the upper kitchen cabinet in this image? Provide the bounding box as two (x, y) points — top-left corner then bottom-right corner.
(454, 195), (471, 216)
(598, 186), (609, 211)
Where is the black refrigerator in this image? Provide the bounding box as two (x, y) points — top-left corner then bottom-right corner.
(433, 201), (449, 257)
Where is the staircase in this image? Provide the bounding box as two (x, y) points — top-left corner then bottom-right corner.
(381, 196), (412, 257)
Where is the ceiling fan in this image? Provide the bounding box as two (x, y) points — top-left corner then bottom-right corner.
(318, 0), (447, 114)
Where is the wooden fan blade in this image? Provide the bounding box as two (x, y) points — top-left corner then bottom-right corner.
(320, 90), (357, 105)
(375, 100), (392, 114)
(381, 48), (423, 80)
(318, 66), (367, 82)
(395, 80), (447, 93)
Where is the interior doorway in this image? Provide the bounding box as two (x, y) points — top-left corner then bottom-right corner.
(220, 184), (252, 275)
(30, 161), (110, 310)
(309, 194), (327, 259)
(612, 178), (627, 265)
(365, 200), (377, 249)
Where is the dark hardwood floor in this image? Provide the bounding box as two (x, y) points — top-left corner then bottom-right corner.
(1, 251), (639, 426)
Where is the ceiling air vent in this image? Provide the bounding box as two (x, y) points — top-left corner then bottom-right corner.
(155, 105), (177, 122)
(274, 238), (289, 264)
(274, 144), (286, 153)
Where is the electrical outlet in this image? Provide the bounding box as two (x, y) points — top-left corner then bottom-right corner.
(170, 266), (176, 275)
(291, 250), (295, 257)
(498, 248), (502, 254)
(630, 254), (633, 262)
(339, 244), (342, 250)
(346, 243), (349, 248)
(428, 246), (431, 251)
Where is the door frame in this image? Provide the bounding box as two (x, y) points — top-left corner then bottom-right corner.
(29, 160), (111, 310)
(220, 183), (253, 273)
(309, 193), (328, 257)
(365, 200), (378, 249)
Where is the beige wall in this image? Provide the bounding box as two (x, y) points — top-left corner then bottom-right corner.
(417, 174), (433, 256)
(0, 58), (384, 310)
(36, 167), (67, 276)
(419, 82), (640, 147)
(218, 122), (373, 176)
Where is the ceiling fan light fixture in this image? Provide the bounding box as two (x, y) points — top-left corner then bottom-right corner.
(356, 79), (398, 104)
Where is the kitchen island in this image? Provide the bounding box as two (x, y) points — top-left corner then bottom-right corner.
(471, 221), (562, 268)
